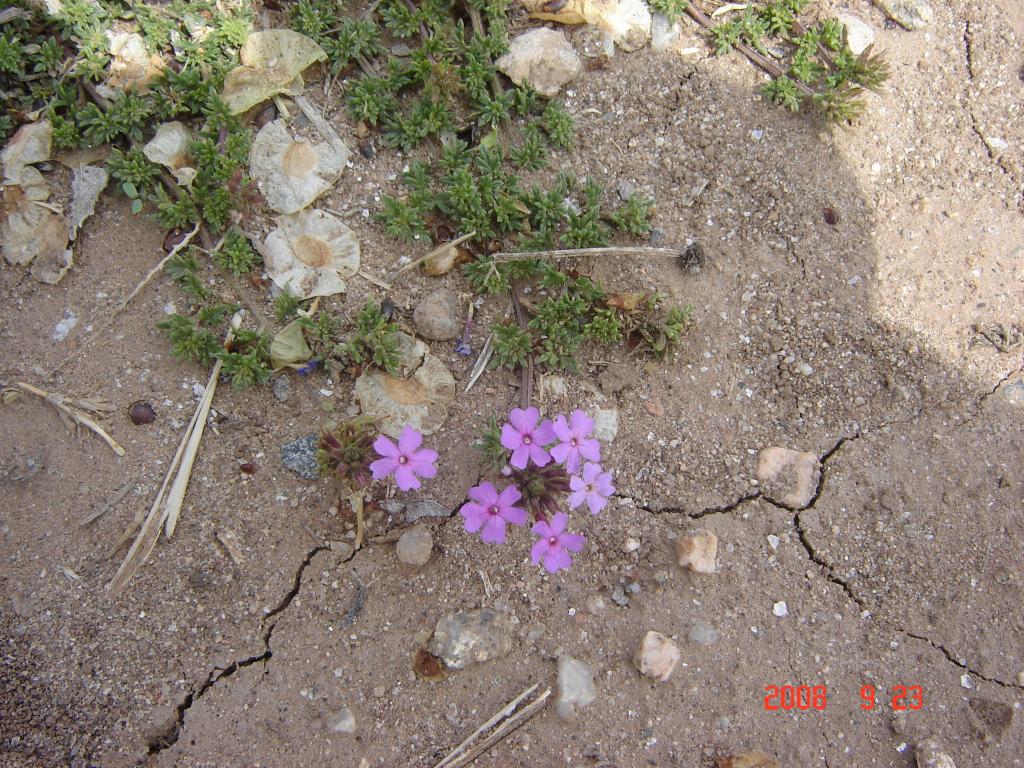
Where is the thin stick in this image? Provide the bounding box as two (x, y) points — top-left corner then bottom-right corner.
(446, 690), (550, 768)
(388, 231), (476, 282)
(465, 333), (493, 393)
(107, 313), (242, 597)
(490, 245), (686, 263)
(13, 382), (125, 456)
(80, 481), (133, 527)
(509, 282), (533, 409)
(433, 684), (540, 768)
(44, 224), (201, 381)
(163, 312), (241, 538)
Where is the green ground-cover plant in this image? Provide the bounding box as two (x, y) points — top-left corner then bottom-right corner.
(695, 0), (889, 121)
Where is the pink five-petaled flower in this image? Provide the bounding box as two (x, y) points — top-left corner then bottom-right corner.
(460, 482), (528, 544)
(369, 426), (438, 491)
(530, 512), (586, 574)
(550, 410), (601, 474)
(500, 407), (556, 469)
(567, 462), (615, 515)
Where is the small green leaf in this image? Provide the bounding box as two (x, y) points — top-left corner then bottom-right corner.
(122, 181), (137, 198)
(270, 319), (313, 371)
(479, 129), (499, 149)
(130, 198), (143, 214)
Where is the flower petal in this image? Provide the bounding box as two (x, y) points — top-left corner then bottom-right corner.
(569, 409), (593, 436)
(548, 512), (569, 535)
(578, 439), (602, 463)
(543, 547), (572, 573)
(481, 515), (506, 544)
(394, 464), (420, 491)
(409, 457), (437, 479)
(509, 445), (530, 470)
(549, 442), (571, 467)
(500, 505), (528, 526)
(509, 407), (537, 433)
(531, 518), (552, 538)
(397, 425), (423, 454)
(411, 447), (438, 465)
(530, 537), (548, 565)
(551, 414), (571, 442)
(373, 434), (400, 458)
(460, 502), (485, 532)
(496, 484), (523, 507)
(528, 443), (552, 467)
(468, 482), (498, 506)
(500, 423), (523, 451)
(566, 489), (586, 510)
(560, 532), (587, 552)
(586, 493), (608, 515)
(532, 418), (556, 445)
(369, 456), (398, 480)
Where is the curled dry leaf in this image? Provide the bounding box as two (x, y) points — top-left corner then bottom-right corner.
(103, 31), (164, 95)
(1, 120), (52, 174)
(412, 647), (447, 682)
(2, 167), (71, 272)
(143, 122), (196, 186)
(264, 208), (360, 298)
(67, 165), (109, 240)
(355, 352), (456, 437)
(221, 29), (327, 115)
(270, 318), (313, 370)
(250, 119), (348, 214)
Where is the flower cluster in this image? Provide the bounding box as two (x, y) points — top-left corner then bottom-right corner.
(461, 407), (615, 574)
(329, 407), (615, 574)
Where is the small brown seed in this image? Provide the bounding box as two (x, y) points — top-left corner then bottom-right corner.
(128, 401), (156, 425)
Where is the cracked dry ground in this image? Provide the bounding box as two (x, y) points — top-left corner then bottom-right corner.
(2, 1), (1023, 767)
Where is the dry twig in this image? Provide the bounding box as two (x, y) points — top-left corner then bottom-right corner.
(10, 382), (125, 456)
(388, 231), (477, 282)
(490, 245), (686, 263)
(432, 684), (550, 768)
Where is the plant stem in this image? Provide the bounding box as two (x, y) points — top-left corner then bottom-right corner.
(490, 245), (686, 263)
(509, 280), (533, 408)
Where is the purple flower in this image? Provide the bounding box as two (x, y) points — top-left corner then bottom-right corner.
(297, 359), (320, 376)
(530, 512), (586, 573)
(568, 462), (615, 515)
(460, 482), (528, 544)
(500, 407), (556, 469)
(369, 426), (438, 491)
(550, 410), (601, 473)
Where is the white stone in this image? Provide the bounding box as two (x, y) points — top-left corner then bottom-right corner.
(326, 708), (356, 733)
(557, 656), (596, 719)
(592, 408), (619, 443)
(772, 601), (789, 617)
(650, 13), (680, 52)
(633, 631), (680, 682)
(675, 529), (717, 574)
(756, 447), (821, 509)
(837, 14), (875, 55)
(877, 0), (934, 30)
(496, 28), (581, 98)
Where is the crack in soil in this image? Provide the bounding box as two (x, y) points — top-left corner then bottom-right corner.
(903, 632), (1024, 692)
(145, 542), (342, 758)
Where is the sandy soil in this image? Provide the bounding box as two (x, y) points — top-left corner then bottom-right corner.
(1, 1), (1022, 767)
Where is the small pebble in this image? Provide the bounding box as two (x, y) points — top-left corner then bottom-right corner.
(396, 525), (433, 566)
(634, 631), (680, 682)
(272, 375), (292, 402)
(280, 434), (319, 480)
(676, 529), (718, 573)
(688, 623), (719, 646)
(326, 708), (355, 734)
(772, 601), (789, 618)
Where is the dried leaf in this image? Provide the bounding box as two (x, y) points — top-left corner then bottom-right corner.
(413, 647), (447, 681)
(606, 292), (646, 311)
(716, 752), (779, 768)
(67, 165), (108, 240)
(250, 119), (348, 213)
(264, 208), (360, 298)
(221, 30), (327, 114)
(1, 121), (52, 176)
(143, 122), (195, 186)
(270, 318), (312, 370)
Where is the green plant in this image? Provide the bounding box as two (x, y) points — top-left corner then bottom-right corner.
(274, 290), (304, 322)
(474, 416), (510, 471)
(213, 230), (259, 276)
(609, 194), (654, 237)
(492, 324), (532, 369)
(704, 0), (889, 122)
(335, 301), (401, 375)
(649, 0), (689, 23)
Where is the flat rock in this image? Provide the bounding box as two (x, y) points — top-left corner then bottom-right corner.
(396, 525), (433, 566)
(496, 28), (581, 98)
(756, 446), (820, 509)
(281, 433), (319, 479)
(633, 631), (680, 682)
(413, 288), (462, 341)
(379, 498), (451, 525)
(675, 528), (717, 573)
(557, 655), (596, 720)
(429, 609), (513, 669)
(876, 0), (934, 30)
